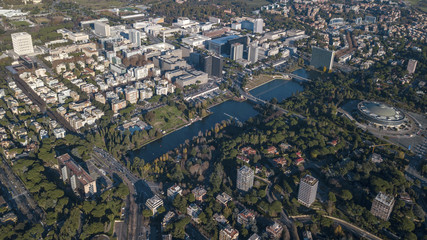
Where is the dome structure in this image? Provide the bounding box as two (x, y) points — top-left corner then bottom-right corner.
(357, 101), (405, 126)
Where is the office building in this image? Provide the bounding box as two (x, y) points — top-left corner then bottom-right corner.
(57, 153), (97, 198)
(310, 46), (335, 70)
(182, 35), (211, 47)
(201, 55), (212, 76)
(211, 55), (223, 78)
(231, 43), (244, 60)
(146, 195), (164, 214)
(297, 175), (318, 207)
(237, 165), (254, 191)
(248, 43), (259, 63)
(175, 70), (209, 87)
(129, 29), (142, 47)
(94, 21), (111, 37)
(241, 18), (263, 34)
(219, 225), (239, 240)
(11, 32), (34, 55)
(371, 192), (395, 221)
(407, 59), (417, 74)
(208, 35), (249, 56)
(254, 18), (264, 34)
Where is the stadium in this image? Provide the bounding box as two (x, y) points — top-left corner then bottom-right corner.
(357, 101), (406, 126)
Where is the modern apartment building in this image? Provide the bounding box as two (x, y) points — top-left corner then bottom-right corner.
(297, 175), (318, 207)
(236, 165), (254, 192)
(370, 192), (395, 221)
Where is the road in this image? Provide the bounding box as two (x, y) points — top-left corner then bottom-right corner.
(0, 158), (44, 224)
(291, 215), (382, 240)
(91, 147), (158, 240)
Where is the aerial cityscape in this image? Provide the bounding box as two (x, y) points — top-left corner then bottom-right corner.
(0, 0), (425, 239)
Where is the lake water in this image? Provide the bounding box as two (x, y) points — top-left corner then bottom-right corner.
(134, 69), (307, 162)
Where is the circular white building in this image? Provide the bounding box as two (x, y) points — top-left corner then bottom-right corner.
(357, 101), (405, 126)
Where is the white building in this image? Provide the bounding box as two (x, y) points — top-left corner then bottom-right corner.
(236, 165), (254, 192)
(297, 175), (318, 207)
(11, 32), (34, 56)
(94, 22), (111, 37)
(53, 128), (66, 139)
(181, 35), (211, 47)
(146, 195), (164, 214)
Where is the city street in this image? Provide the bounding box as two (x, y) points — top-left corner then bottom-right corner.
(0, 158), (44, 223)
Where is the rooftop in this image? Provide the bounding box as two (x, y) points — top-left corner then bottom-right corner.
(374, 192), (395, 206)
(301, 175), (318, 186)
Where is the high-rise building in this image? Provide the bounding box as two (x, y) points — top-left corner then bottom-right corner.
(370, 192), (395, 221)
(94, 21), (111, 37)
(129, 29), (142, 47)
(231, 43), (244, 60)
(201, 55), (212, 76)
(407, 59), (417, 74)
(310, 46), (335, 70)
(211, 55), (223, 78)
(237, 165), (254, 191)
(248, 43), (259, 64)
(11, 32), (34, 55)
(254, 18), (264, 34)
(298, 175), (318, 207)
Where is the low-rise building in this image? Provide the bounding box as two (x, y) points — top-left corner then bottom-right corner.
(266, 222), (283, 239)
(216, 192), (232, 206)
(167, 184), (182, 199)
(192, 186), (207, 201)
(219, 225), (239, 240)
(146, 195), (164, 214)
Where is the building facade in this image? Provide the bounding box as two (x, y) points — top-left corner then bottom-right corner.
(11, 32), (34, 55)
(236, 165), (254, 191)
(370, 192), (395, 221)
(297, 175), (318, 207)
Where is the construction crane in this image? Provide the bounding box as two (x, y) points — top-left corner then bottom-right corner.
(370, 144), (392, 153)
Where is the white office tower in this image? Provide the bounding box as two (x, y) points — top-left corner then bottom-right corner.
(129, 29), (142, 47)
(237, 165), (254, 191)
(231, 43), (244, 61)
(297, 175), (318, 207)
(254, 18), (264, 34)
(11, 32), (34, 55)
(248, 43), (259, 64)
(94, 21), (111, 37)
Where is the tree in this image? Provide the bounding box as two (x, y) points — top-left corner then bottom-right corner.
(143, 209), (153, 217)
(157, 206), (166, 214)
(341, 190), (353, 201)
(328, 192), (336, 203)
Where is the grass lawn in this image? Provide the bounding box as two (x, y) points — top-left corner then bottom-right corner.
(149, 105), (187, 131)
(11, 21), (30, 27)
(245, 0), (270, 8)
(61, 0), (127, 9)
(407, 0), (427, 11)
(246, 74), (284, 90)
